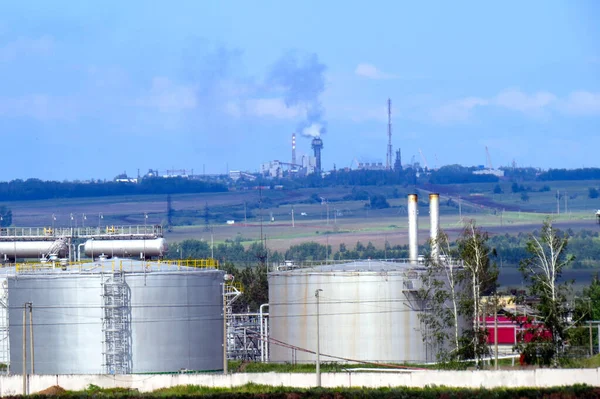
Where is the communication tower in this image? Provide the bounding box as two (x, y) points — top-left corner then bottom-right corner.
(386, 98), (393, 170)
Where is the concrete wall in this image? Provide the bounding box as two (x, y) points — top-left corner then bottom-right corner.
(0, 369), (598, 396)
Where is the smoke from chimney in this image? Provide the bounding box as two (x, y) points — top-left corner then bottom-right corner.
(267, 52), (327, 138)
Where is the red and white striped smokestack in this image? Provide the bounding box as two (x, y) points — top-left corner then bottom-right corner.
(408, 194), (419, 264)
(292, 133), (296, 166)
(429, 193), (440, 261)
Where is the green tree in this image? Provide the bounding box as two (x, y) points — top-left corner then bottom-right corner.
(285, 242), (327, 261)
(419, 231), (465, 362)
(456, 220), (498, 366)
(369, 194), (390, 209)
(589, 187), (599, 199)
(571, 275), (600, 352)
(518, 220), (574, 366)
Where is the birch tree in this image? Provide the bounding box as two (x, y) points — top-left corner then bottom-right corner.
(419, 230), (464, 362)
(456, 220), (498, 367)
(519, 220), (573, 366)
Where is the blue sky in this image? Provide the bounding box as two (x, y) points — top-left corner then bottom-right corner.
(0, 1), (598, 180)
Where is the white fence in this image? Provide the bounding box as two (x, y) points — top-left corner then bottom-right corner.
(0, 369), (598, 396)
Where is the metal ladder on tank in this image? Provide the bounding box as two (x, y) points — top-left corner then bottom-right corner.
(101, 272), (131, 374)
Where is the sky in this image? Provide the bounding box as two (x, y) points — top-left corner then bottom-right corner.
(0, 1), (598, 181)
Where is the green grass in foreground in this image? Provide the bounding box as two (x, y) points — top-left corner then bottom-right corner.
(227, 361), (438, 373)
(55, 383), (600, 398)
(564, 354), (600, 369)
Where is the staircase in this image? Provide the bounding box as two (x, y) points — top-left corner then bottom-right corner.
(101, 273), (131, 374)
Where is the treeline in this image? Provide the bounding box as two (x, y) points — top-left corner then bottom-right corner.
(168, 230), (600, 270)
(538, 168), (600, 181)
(242, 165), (500, 189)
(490, 229), (600, 269)
(166, 239), (412, 267)
(0, 177), (227, 201)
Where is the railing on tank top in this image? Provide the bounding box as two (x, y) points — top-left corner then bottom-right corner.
(12, 258), (220, 273)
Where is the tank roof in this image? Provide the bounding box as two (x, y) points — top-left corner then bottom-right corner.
(0, 258), (221, 277)
(271, 259), (425, 274)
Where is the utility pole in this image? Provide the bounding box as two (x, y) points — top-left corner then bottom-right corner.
(22, 303), (27, 395)
(386, 98), (392, 170)
(494, 293), (498, 370)
(590, 321), (593, 357)
(222, 282), (228, 375)
(315, 289), (323, 387)
(458, 196), (462, 221)
(29, 303), (34, 374)
(211, 228), (214, 259)
(291, 206), (295, 228)
(556, 190), (560, 215)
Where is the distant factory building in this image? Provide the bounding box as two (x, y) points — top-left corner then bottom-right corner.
(261, 161), (284, 178)
(357, 162), (386, 171)
(473, 168), (505, 177)
(229, 170), (257, 181)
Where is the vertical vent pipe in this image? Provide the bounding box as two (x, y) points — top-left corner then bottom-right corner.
(408, 194), (419, 264)
(429, 193), (440, 262)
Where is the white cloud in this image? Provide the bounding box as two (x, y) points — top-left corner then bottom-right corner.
(224, 101), (243, 118)
(432, 88), (600, 124)
(355, 63), (396, 80)
(224, 98), (304, 119)
(431, 97), (488, 124)
(0, 36), (54, 61)
(136, 77), (197, 112)
(493, 88), (556, 114)
(559, 91), (600, 116)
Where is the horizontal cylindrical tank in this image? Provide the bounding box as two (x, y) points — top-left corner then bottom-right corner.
(0, 240), (67, 259)
(268, 260), (434, 364)
(84, 238), (166, 258)
(6, 261), (224, 374)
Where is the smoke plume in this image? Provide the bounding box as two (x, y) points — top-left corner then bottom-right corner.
(267, 52), (327, 137)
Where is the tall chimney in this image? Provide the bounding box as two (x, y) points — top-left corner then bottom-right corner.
(429, 193), (440, 261)
(408, 194), (419, 264)
(311, 137), (323, 174)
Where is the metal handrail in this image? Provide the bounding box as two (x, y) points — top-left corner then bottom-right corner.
(13, 258), (220, 274)
(0, 225), (163, 238)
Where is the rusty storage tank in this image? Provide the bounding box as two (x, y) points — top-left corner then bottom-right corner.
(2, 259), (224, 374)
(268, 260), (434, 364)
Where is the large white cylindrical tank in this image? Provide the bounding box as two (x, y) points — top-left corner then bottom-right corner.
(268, 261), (434, 364)
(0, 241), (68, 259)
(7, 260), (224, 374)
(84, 238), (166, 258)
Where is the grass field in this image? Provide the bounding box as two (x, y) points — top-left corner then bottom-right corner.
(3, 181), (599, 253)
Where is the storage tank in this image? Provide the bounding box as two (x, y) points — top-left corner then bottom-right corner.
(3, 259), (224, 374)
(268, 260), (435, 364)
(0, 240), (68, 260)
(84, 238), (166, 259)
